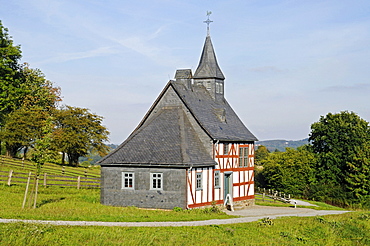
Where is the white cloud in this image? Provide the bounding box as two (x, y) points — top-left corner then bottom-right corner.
(37, 46), (118, 64)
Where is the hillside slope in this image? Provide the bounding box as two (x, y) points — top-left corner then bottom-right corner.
(256, 138), (309, 152)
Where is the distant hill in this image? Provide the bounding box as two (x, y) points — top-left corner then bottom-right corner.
(256, 138), (309, 152)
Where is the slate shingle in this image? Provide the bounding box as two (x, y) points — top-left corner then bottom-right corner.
(99, 107), (216, 167)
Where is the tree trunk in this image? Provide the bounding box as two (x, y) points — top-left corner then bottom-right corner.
(67, 152), (79, 166)
(61, 152), (65, 165)
(23, 146), (28, 159)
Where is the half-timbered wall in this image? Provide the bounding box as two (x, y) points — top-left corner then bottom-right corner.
(186, 142), (255, 208)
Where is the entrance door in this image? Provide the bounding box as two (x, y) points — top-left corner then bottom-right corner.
(224, 172), (233, 201)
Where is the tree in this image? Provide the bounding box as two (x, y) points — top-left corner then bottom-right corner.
(53, 106), (110, 166)
(255, 145), (270, 165)
(309, 111), (370, 206)
(257, 146), (316, 197)
(0, 21), (61, 156)
(0, 20), (23, 123)
(0, 105), (50, 157)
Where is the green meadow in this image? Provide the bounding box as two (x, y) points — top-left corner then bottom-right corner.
(0, 212), (369, 245)
(0, 185), (369, 245)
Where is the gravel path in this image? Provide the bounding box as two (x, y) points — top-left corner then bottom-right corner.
(0, 206), (350, 227)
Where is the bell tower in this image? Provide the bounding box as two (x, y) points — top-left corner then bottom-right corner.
(193, 12), (225, 101)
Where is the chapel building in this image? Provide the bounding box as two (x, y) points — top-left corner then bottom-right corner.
(99, 25), (257, 210)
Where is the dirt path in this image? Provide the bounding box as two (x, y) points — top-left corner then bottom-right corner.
(0, 206), (350, 227)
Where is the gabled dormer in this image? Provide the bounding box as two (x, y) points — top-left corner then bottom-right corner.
(193, 35), (225, 101)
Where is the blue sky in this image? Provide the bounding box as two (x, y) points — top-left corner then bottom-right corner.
(2, 0), (370, 144)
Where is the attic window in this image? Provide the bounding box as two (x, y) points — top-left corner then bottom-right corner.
(223, 143), (229, 155)
(214, 108), (226, 123)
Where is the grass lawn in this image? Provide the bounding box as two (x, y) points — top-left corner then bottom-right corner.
(0, 212), (369, 245)
(255, 194), (346, 210)
(1, 184), (369, 245)
(0, 184), (232, 222)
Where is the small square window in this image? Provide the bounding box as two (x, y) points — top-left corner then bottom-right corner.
(122, 172), (134, 189)
(151, 173), (163, 190)
(196, 173), (202, 190)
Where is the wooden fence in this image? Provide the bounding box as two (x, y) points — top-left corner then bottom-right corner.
(256, 187), (291, 203)
(0, 170), (100, 189)
(0, 156), (100, 178)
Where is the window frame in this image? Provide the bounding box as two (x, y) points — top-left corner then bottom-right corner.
(150, 173), (163, 190)
(223, 143), (229, 155)
(122, 172), (134, 190)
(239, 146), (249, 167)
(214, 171), (220, 189)
(196, 172), (203, 190)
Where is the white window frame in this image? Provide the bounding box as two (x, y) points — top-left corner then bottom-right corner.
(196, 172), (203, 190)
(122, 172), (134, 189)
(214, 171), (220, 189)
(150, 173), (163, 190)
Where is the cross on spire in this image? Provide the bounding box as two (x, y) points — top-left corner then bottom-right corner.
(204, 11), (213, 36)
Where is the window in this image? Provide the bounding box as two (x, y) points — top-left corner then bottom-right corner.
(216, 83), (220, 93)
(151, 173), (163, 190)
(239, 147), (249, 167)
(214, 171), (220, 188)
(122, 172), (134, 189)
(223, 143), (229, 155)
(206, 81), (211, 90)
(196, 172), (202, 190)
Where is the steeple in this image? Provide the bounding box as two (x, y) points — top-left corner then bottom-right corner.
(193, 35), (225, 80)
(193, 12), (225, 100)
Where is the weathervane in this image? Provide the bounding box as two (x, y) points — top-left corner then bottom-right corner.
(204, 11), (213, 36)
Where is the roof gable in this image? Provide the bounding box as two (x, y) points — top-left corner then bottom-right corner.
(99, 106), (216, 167)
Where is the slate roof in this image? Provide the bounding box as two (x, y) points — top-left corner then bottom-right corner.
(193, 35), (225, 80)
(99, 107), (216, 167)
(171, 81), (257, 142)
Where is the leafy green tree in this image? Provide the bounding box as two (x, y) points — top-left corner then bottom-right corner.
(53, 106), (110, 166)
(0, 21), (61, 156)
(0, 20), (23, 122)
(309, 111), (370, 206)
(0, 105), (49, 157)
(255, 145), (270, 165)
(257, 146), (316, 197)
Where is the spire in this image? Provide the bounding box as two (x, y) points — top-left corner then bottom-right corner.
(193, 35), (225, 80)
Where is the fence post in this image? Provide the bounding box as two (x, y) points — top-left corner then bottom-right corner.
(22, 172), (32, 209)
(7, 170), (13, 186)
(77, 176), (81, 189)
(33, 175), (39, 209)
(62, 166), (65, 175)
(43, 173), (47, 188)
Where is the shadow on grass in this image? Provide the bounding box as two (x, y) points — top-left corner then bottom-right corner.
(37, 197), (66, 208)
